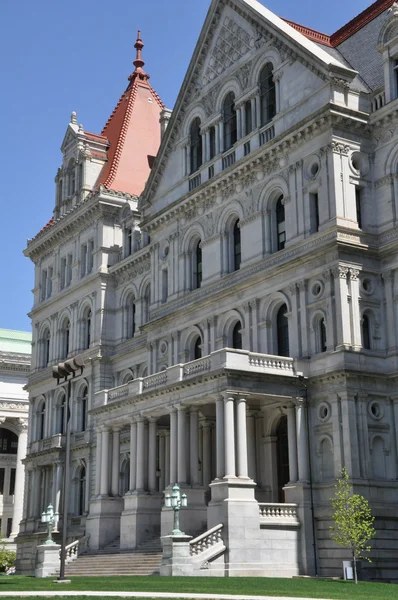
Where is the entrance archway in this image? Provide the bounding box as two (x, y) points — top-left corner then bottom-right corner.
(276, 416), (289, 502)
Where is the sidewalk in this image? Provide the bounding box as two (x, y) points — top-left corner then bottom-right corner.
(0, 592), (332, 600)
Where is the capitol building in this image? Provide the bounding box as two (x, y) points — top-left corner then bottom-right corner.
(16, 0), (398, 580)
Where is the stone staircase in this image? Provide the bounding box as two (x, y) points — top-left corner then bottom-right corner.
(53, 535), (163, 577)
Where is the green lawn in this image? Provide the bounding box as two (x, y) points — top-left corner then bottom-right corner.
(0, 576), (395, 599)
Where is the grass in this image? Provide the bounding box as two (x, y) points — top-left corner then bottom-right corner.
(0, 576), (395, 599)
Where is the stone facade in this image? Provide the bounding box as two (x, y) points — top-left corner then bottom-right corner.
(18, 0), (398, 581)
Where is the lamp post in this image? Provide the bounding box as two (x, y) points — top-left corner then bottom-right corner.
(164, 483), (188, 535)
(41, 504), (58, 545)
(52, 355), (85, 582)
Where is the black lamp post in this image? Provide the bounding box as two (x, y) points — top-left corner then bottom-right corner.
(52, 355), (85, 582)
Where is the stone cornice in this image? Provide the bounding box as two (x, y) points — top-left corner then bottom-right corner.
(109, 249), (151, 287)
(0, 351), (30, 373)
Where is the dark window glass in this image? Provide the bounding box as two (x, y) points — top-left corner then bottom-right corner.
(44, 331), (50, 366)
(6, 518), (12, 538)
(39, 403), (45, 440)
(209, 126), (216, 160)
(320, 318), (327, 353)
(60, 397), (66, 434)
(223, 92), (237, 151)
(85, 310), (91, 349)
(245, 100), (252, 135)
(233, 220), (241, 271)
(276, 416), (289, 502)
(190, 118), (202, 174)
(81, 386), (88, 432)
(0, 429), (18, 455)
(195, 241), (202, 289)
(194, 337), (202, 360)
(362, 314), (371, 349)
(356, 187), (362, 228)
(0, 469), (5, 495)
(259, 63), (276, 126)
(310, 193), (319, 233)
(9, 468), (16, 496)
(232, 322), (242, 350)
(277, 304), (289, 357)
(276, 196), (285, 251)
(78, 467), (86, 515)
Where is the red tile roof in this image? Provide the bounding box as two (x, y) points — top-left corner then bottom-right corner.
(96, 31), (165, 196)
(284, 0), (395, 47)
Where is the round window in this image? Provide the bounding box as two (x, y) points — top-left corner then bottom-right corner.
(368, 401), (383, 420)
(312, 281), (323, 298)
(318, 402), (331, 422)
(361, 278), (373, 295)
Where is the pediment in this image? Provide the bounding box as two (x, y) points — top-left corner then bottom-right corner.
(60, 123), (78, 153)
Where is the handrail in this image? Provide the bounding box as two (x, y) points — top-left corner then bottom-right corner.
(63, 536), (90, 563)
(190, 524), (223, 556)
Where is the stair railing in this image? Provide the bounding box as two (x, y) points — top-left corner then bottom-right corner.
(63, 536), (90, 564)
(190, 524), (224, 556)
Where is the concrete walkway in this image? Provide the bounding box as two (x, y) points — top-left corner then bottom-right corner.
(0, 592), (332, 600)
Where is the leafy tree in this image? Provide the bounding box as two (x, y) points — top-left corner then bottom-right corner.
(330, 468), (376, 584)
(0, 545), (16, 572)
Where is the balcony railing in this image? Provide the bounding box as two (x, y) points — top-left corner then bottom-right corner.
(259, 503), (300, 527)
(222, 150), (236, 170)
(371, 90), (385, 112)
(96, 349), (305, 407)
(259, 123), (275, 147)
(189, 173), (201, 191)
(30, 434), (64, 454)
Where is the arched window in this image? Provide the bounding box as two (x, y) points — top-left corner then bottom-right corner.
(68, 159), (76, 196)
(0, 429), (18, 454)
(276, 196), (285, 251)
(142, 284), (151, 324)
(232, 322), (242, 350)
(194, 336), (202, 360)
(190, 118), (202, 174)
(38, 401), (46, 440)
(319, 318), (327, 353)
(223, 92), (237, 151)
(83, 309), (92, 350)
(120, 459), (130, 496)
(276, 415), (289, 502)
(78, 465), (86, 515)
(126, 296), (136, 338)
(79, 385), (88, 432)
(58, 393), (66, 435)
(60, 319), (70, 360)
(232, 219), (241, 271)
(259, 63), (276, 126)
(41, 329), (50, 367)
(362, 314), (371, 349)
(193, 241), (202, 289)
(277, 304), (289, 356)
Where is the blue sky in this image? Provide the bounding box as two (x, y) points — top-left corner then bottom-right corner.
(1, 0), (374, 331)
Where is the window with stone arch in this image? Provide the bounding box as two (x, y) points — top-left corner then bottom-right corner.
(41, 327), (51, 368)
(60, 317), (70, 360)
(125, 293), (136, 339)
(192, 238), (203, 290)
(231, 321), (243, 350)
(319, 436), (334, 480)
(0, 428), (18, 455)
(82, 307), (92, 350)
(259, 63), (276, 126)
(77, 384), (88, 432)
(188, 334), (202, 361)
(313, 313), (327, 354)
(37, 398), (46, 441)
(223, 92), (237, 151)
(120, 457), (130, 496)
(276, 304), (289, 357)
(142, 283), (151, 325)
(370, 436), (387, 479)
(189, 117), (202, 174)
(67, 158), (76, 197)
(77, 463), (86, 515)
(275, 195), (286, 251)
(362, 311), (372, 350)
(56, 391), (67, 435)
(122, 371), (134, 384)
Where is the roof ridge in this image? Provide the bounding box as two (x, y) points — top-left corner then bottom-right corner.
(282, 18), (331, 46)
(331, 0), (394, 46)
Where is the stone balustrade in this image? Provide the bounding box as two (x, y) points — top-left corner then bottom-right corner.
(63, 536), (90, 564)
(258, 503), (300, 527)
(190, 524), (224, 556)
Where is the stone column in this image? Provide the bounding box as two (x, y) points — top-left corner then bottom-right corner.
(111, 427), (120, 496)
(382, 271), (397, 351)
(236, 397), (249, 479)
(215, 397), (225, 479)
(159, 432), (166, 492)
(129, 421), (137, 491)
(246, 411), (257, 482)
(349, 268), (361, 349)
(190, 409), (200, 486)
(136, 419), (146, 491)
(165, 430), (170, 487)
(100, 427), (110, 496)
(95, 427), (102, 496)
(177, 407), (187, 484)
(236, 107), (242, 139)
(241, 103), (246, 137)
(224, 396), (236, 478)
(332, 266), (351, 349)
(298, 281), (309, 357)
(11, 419), (28, 536)
(219, 120), (224, 153)
(148, 419), (157, 492)
(286, 405), (298, 483)
(169, 410), (177, 485)
(52, 462), (63, 521)
(296, 400), (309, 482)
(202, 421), (212, 488)
(251, 97), (256, 129)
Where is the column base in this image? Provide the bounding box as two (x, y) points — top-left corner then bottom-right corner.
(85, 496), (123, 550)
(284, 482), (316, 576)
(120, 492), (162, 550)
(161, 486), (207, 538)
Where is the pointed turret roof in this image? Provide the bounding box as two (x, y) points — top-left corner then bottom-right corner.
(96, 30), (165, 196)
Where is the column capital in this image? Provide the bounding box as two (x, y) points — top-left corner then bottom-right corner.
(15, 418), (28, 432)
(332, 265), (349, 280)
(349, 268), (360, 281)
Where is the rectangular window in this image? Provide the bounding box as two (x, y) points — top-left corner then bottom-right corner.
(162, 269), (168, 304)
(6, 518), (12, 538)
(60, 257), (66, 290)
(66, 254), (73, 286)
(47, 267), (53, 298)
(87, 240), (94, 273)
(0, 469), (5, 495)
(245, 100), (252, 135)
(9, 468), (15, 496)
(126, 229), (133, 257)
(355, 187), (363, 228)
(41, 270), (47, 302)
(310, 193), (320, 233)
(209, 127), (216, 160)
(81, 244), (87, 277)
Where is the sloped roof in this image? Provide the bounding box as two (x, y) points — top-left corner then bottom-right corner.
(0, 329), (32, 355)
(96, 31), (165, 196)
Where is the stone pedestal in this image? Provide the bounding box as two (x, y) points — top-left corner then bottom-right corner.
(85, 497), (123, 550)
(161, 487), (207, 538)
(284, 483), (316, 576)
(120, 492), (162, 550)
(35, 544), (60, 578)
(160, 534), (193, 576)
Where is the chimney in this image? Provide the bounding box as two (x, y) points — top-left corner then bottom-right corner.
(160, 109), (172, 139)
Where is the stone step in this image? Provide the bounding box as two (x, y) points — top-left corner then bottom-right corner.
(52, 548), (162, 577)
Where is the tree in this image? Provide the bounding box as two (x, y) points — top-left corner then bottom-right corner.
(0, 545), (16, 572)
(330, 468), (376, 584)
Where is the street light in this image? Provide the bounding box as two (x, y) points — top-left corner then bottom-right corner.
(41, 504), (58, 545)
(164, 483), (188, 535)
(52, 354), (85, 582)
